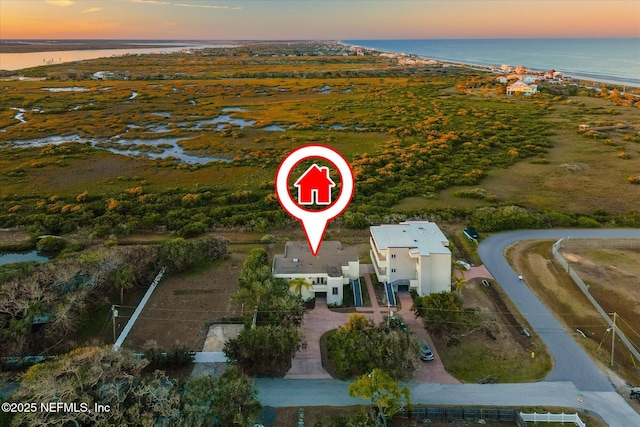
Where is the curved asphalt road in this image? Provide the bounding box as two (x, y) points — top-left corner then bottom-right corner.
(250, 229), (640, 426)
(478, 229), (640, 391)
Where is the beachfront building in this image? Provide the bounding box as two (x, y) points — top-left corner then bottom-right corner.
(370, 221), (451, 296)
(272, 241), (359, 306)
(507, 80), (538, 96)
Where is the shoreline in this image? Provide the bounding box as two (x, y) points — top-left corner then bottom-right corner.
(340, 40), (640, 90)
(0, 39), (241, 54)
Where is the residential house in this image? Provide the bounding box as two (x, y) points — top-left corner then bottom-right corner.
(370, 221), (451, 296)
(272, 241), (359, 305)
(506, 80), (538, 96)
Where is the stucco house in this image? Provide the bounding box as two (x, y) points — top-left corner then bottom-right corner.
(506, 80), (538, 96)
(272, 241), (359, 305)
(370, 221), (451, 296)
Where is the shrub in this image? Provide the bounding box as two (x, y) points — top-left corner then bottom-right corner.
(178, 221), (207, 238)
(628, 175), (640, 185)
(471, 206), (547, 232)
(576, 216), (601, 228)
(36, 236), (66, 253)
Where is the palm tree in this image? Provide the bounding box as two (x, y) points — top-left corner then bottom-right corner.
(114, 266), (135, 305)
(451, 274), (467, 295)
(288, 278), (312, 297)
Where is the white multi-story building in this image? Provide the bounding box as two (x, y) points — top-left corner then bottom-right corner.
(370, 221), (451, 295)
(272, 241), (359, 305)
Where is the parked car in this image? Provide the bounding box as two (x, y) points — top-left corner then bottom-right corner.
(420, 343), (435, 361)
(631, 387), (640, 400)
(463, 227), (479, 242)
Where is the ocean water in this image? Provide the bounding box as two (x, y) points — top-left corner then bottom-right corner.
(344, 38), (640, 87)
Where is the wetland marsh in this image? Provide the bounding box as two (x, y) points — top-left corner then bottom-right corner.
(1, 42), (639, 238)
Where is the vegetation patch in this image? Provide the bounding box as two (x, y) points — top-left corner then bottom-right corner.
(324, 314), (419, 380)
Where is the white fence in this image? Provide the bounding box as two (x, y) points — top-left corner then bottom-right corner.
(552, 239), (640, 364)
(519, 412), (585, 427)
(113, 267), (166, 351)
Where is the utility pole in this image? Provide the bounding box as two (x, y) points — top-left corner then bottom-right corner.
(611, 312), (617, 367)
(111, 305), (119, 344)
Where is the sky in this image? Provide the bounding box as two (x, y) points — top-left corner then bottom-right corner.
(1, 0), (639, 40)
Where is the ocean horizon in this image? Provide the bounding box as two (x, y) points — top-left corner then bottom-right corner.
(343, 38), (640, 88)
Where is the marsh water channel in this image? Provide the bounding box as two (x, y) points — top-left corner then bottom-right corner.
(0, 250), (48, 266)
(1, 107), (289, 164)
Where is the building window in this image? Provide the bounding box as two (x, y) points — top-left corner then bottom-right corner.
(332, 287), (339, 295)
(391, 254), (396, 259)
(391, 268), (396, 273)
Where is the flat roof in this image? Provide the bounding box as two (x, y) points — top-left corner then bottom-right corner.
(272, 241), (358, 277)
(370, 221), (450, 256)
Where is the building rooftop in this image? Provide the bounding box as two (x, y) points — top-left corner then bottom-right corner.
(370, 221), (450, 256)
(272, 241), (358, 277)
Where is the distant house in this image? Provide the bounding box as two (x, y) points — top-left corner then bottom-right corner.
(272, 241), (359, 305)
(370, 221), (451, 296)
(496, 76), (508, 84)
(521, 75), (539, 84)
(507, 80), (538, 96)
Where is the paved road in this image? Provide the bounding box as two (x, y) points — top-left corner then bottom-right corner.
(478, 228), (640, 391)
(255, 379), (639, 426)
(249, 229), (640, 426)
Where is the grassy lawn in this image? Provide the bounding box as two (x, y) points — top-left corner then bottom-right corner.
(436, 335), (552, 383)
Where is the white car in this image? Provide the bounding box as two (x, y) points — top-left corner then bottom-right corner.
(420, 344), (434, 361)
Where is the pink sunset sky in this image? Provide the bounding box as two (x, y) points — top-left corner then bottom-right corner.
(1, 0), (639, 40)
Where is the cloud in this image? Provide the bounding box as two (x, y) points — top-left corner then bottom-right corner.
(45, 0), (74, 6)
(173, 3), (241, 9)
(131, 0), (171, 4)
(131, 0), (170, 4)
(81, 7), (103, 13)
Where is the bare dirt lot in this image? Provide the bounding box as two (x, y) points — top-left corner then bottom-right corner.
(560, 241), (640, 336)
(125, 252), (246, 351)
(508, 240), (640, 399)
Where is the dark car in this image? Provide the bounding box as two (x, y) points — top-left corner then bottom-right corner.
(631, 387), (640, 400)
(463, 226), (479, 241)
(420, 343), (434, 361)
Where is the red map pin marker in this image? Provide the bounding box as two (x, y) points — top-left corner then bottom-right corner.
(275, 145), (354, 256)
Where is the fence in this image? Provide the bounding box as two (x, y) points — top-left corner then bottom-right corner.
(552, 239), (640, 364)
(560, 238), (640, 249)
(113, 267), (166, 351)
(397, 407), (586, 426)
(398, 407), (518, 423)
(519, 412), (585, 427)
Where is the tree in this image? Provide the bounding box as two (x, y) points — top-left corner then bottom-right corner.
(326, 314), (418, 380)
(348, 369), (411, 427)
(412, 291), (462, 335)
(288, 277), (312, 297)
(183, 368), (260, 427)
(210, 367), (262, 426)
(10, 346), (182, 427)
(223, 325), (305, 375)
(113, 265), (136, 305)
